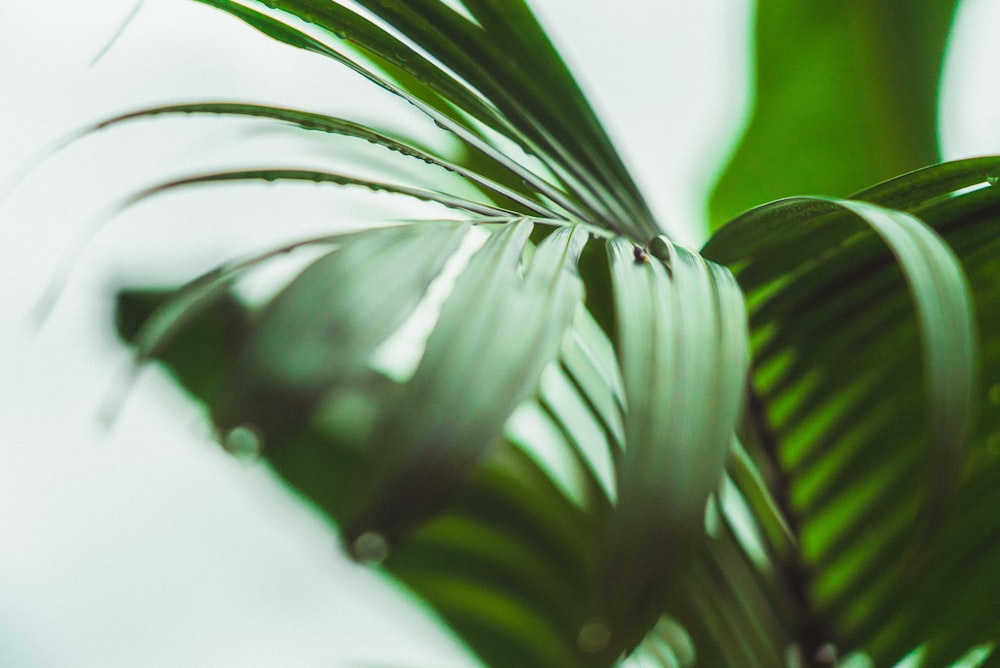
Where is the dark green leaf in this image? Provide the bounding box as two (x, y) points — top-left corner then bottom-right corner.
(703, 191), (981, 663)
(189, 0), (609, 228)
(387, 442), (601, 668)
(115, 287), (250, 412)
(348, 0), (656, 235)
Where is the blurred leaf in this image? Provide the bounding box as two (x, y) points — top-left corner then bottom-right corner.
(667, 506), (795, 667)
(709, 0), (959, 229)
(387, 441), (602, 668)
(219, 222), (468, 435)
(117, 293), (609, 666)
(115, 287), (250, 412)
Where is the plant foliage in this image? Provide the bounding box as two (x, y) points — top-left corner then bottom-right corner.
(48, 0), (1000, 665)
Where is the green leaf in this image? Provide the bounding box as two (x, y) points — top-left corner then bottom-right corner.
(668, 512), (795, 668)
(594, 236), (748, 655)
(128, 168), (513, 218)
(115, 287), (251, 413)
(219, 222), (469, 435)
(188, 0), (614, 229)
(111, 230), (606, 667)
(348, 220), (589, 540)
(852, 175), (1000, 665)
(349, 0), (656, 235)
(387, 442), (602, 668)
(92, 102), (552, 216)
(703, 190), (981, 663)
(252, 0), (521, 144)
(190, 0), (657, 236)
(560, 306), (626, 456)
(708, 0), (959, 229)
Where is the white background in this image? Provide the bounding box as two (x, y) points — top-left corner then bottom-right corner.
(1, 1), (998, 666)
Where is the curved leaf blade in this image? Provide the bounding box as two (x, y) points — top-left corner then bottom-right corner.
(128, 168), (513, 217)
(595, 236), (748, 656)
(703, 193), (979, 662)
(190, 0), (606, 227)
(91, 102), (552, 216)
(349, 0), (656, 234)
(349, 220), (589, 541)
(220, 222), (469, 435)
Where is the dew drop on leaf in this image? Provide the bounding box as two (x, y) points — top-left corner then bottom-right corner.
(350, 531), (390, 565)
(223, 424), (263, 460)
(577, 621), (611, 654)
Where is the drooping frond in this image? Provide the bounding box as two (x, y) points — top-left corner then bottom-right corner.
(702, 160), (1000, 665)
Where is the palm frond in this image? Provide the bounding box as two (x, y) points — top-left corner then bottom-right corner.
(343, 220), (589, 539)
(57, 0), (1000, 666)
(189, 0), (652, 235)
(593, 236), (748, 657)
(703, 163), (1000, 664)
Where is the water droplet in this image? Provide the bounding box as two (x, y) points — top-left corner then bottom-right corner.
(987, 175), (999, 187)
(988, 383), (1000, 405)
(647, 235), (671, 261)
(351, 531), (389, 565)
(577, 621), (611, 654)
(223, 424), (263, 460)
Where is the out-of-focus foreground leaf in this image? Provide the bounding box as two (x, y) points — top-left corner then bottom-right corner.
(113, 224), (751, 666)
(115, 220), (600, 667)
(708, 0), (959, 230)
